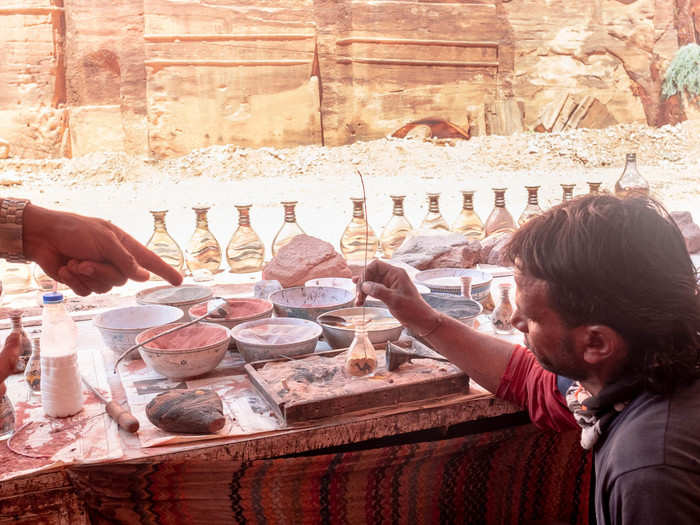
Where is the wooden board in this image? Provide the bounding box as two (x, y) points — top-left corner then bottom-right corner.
(245, 342), (469, 425)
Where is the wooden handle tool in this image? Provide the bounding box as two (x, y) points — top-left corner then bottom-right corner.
(82, 376), (140, 433)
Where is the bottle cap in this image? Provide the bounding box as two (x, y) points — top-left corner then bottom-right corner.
(42, 292), (64, 304)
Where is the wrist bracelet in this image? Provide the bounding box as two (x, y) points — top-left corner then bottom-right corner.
(415, 314), (444, 339)
(0, 198), (30, 263)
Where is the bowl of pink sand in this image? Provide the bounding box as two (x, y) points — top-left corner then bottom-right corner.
(188, 297), (273, 330)
(135, 322), (230, 379)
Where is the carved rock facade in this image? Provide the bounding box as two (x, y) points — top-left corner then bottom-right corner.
(0, 0), (695, 158)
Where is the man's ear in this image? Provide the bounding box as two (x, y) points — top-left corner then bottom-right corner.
(573, 325), (626, 365)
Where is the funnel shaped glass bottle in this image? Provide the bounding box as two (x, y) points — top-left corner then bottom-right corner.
(561, 184), (576, 203)
(452, 191), (485, 240)
(380, 195), (413, 258)
(272, 201), (305, 256)
(226, 205), (265, 273)
(345, 324), (377, 377)
(518, 186), (544, 226)
(420, 193), (450, 232)
(615, 153), (649, 198)
(484, 188), (516, 237)
(185, 206), (221, 280)
(146, 210), (184, 279)
(340, 198), (379, 263)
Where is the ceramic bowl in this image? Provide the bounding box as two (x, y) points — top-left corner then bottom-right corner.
(188, 298), (273, 330)
(364, 283), (430, 308)
(136, 322), (230, 379)
(317, 307), (404, 349)
(136, 285), (213, 320)
(94, 305), (184, 361)
(422, 293), (483, 327)
(268, 286), (355, 321)
(414, 268), (493, 301)
(230, 317), (322, 363)
(304, 277), (356, 294)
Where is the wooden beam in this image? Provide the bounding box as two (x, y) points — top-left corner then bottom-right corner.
(0, 6), (64, 15)
(145, 59), (312, 71)
(144, 33), (315, 43)
(336, 57), (499, 68)
(335, 37), (499, 48)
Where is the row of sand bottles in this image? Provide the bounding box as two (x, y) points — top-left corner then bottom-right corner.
(137, 152), (649, 277)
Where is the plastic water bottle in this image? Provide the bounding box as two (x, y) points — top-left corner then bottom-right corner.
(40, 292), (83, 417)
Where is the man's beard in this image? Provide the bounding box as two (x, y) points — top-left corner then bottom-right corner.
(528, 334), (588, 381)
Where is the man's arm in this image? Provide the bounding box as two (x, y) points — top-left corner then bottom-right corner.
(357, 260), (515, 393)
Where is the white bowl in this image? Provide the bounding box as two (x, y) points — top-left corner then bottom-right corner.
(304, 277), (356, 294)
(136, 322), (230, 379)
(414, 268), (493, 301)
(94, 305), (184, 361)
(230, 317), (322, 363)
(317, 307), (404, 349)
(136, 285), (213, 320)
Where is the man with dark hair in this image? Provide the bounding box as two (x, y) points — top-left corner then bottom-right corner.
(358, 194), (700, 525)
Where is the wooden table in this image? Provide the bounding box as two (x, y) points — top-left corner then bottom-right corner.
(0, 310), (530, 523)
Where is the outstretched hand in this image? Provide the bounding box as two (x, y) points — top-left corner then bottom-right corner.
(355, 260), (436, 333)
(22, 204), (183, 296)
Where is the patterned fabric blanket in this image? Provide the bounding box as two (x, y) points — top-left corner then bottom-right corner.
(70, 424), (592, 524)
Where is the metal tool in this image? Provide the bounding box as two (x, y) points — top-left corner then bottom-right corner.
(385, 341), (451, 372)
(81, 376), (140, 433)
(113, 297), (227, 371)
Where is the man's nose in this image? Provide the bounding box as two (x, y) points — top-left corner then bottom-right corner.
(511, 308), (527, 334)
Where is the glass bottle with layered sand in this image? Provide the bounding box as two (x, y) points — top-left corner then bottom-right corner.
(146, 210), (184, 279)
(561, 184), (576, 203)
(452, 190), (485, 239)
(0, 261), (32, 295)
(380, 195), (412, 258)
(226, 204), (265, 273)
(518, 186), (544, 226)
(185, 206), (221, 281)
(340, 198), (379, 263)
(615, 153), (649, 198)
(484, 188), (516, 237)
(587, 181), (603, 194)
(272, 201), (305, 257)
(420, 193), (450, 232)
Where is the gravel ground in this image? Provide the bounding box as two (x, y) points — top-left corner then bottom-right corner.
(1, 121), (698, 263)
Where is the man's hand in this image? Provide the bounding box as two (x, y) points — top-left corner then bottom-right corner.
(356, 259), (438, 335)
(22, 204), (183, 296)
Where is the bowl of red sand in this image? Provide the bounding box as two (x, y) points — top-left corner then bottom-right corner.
(135, 322), (230, 379)
(188, 298), (273, 330)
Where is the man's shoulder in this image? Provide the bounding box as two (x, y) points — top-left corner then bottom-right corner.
(598, 378), (700, 482)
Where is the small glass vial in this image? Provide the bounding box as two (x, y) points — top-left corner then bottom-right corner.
(24, 338), (41, 394)
(0, 261), (33, 295)
(518, 186), (544, 226)
(380, 195), (413, 258)
(344, 324), (377, 377)
(226, 204), (265, 273)
(419, 193), (450, 232)
(0, 394), (14, 440)
(460, 276), (473, 299)
(615, 153), (649, 198)
(340, 198), (379, 264)
(484, 188), (517, 237)
(452, 191), (485, 240)
(185, 206), (221, 281)
(491, 283), (515, 335)
(272, 201), (305, 256)
(587, 181), (603, 194)
(561, 184), (576, 203)
(146, 210), (184, 279)
(4, 309), (32, 373)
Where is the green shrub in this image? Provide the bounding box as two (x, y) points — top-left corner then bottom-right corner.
(662, 43), (700, 100)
